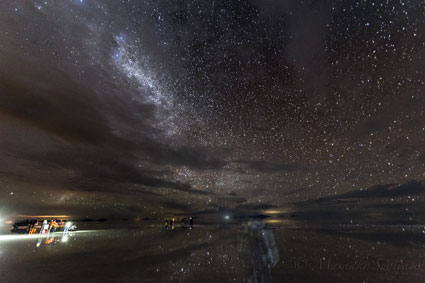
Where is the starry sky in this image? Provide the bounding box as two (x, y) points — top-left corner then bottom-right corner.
(1, 0), (425, 220)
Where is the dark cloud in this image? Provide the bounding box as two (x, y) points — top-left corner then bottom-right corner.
(236, 203), (277, 211)
(292, 180), (425, 226)
(313, 181), (425, 201)
(162, 201), (191, 212)
(235, 160), (306, 173)
(0, 70), (121, 145)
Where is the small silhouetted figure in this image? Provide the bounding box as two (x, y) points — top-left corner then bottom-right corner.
(189, 217), (193, 230)
(164, 218), (169, 229)
(181, 217), (187, 228)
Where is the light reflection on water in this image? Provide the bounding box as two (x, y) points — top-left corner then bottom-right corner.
(0, 230), (103, 243)
(0, 220), (425, 282)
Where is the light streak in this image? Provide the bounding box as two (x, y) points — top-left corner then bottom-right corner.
(0, 230), (102, 242)
(263, 208), (290, 215)
(263, 219), (291, 224)
(11, 215), (71, 219)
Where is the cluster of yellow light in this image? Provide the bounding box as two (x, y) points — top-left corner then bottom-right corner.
(263, 219), (291, 224)
(263, 210), (281, 214)
(263, 208), (289, 215)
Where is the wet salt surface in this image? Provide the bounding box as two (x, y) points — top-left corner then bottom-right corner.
(1, 222), (425, 282)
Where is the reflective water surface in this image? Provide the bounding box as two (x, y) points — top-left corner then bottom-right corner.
(1, 219), (425, 282)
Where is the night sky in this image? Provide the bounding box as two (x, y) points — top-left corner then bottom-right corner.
(1, 0), (425, 220)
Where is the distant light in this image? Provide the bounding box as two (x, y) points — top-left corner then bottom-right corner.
(264, 210), (280, 214)
(224, 215), (230, 220)
(263, 208), (289, 215)
(264, 219), (284, 224)
(12, 215), (70, 219)
(0, 216), (12, 226)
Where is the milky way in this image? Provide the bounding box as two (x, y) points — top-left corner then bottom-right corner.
(1, 0), (425, 220)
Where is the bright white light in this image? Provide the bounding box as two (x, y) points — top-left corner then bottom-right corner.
(0, 234), (43, 241)
(0, 230), (97, 242)
(0, 216), (10, 226)
(224, 215), (230, 220)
